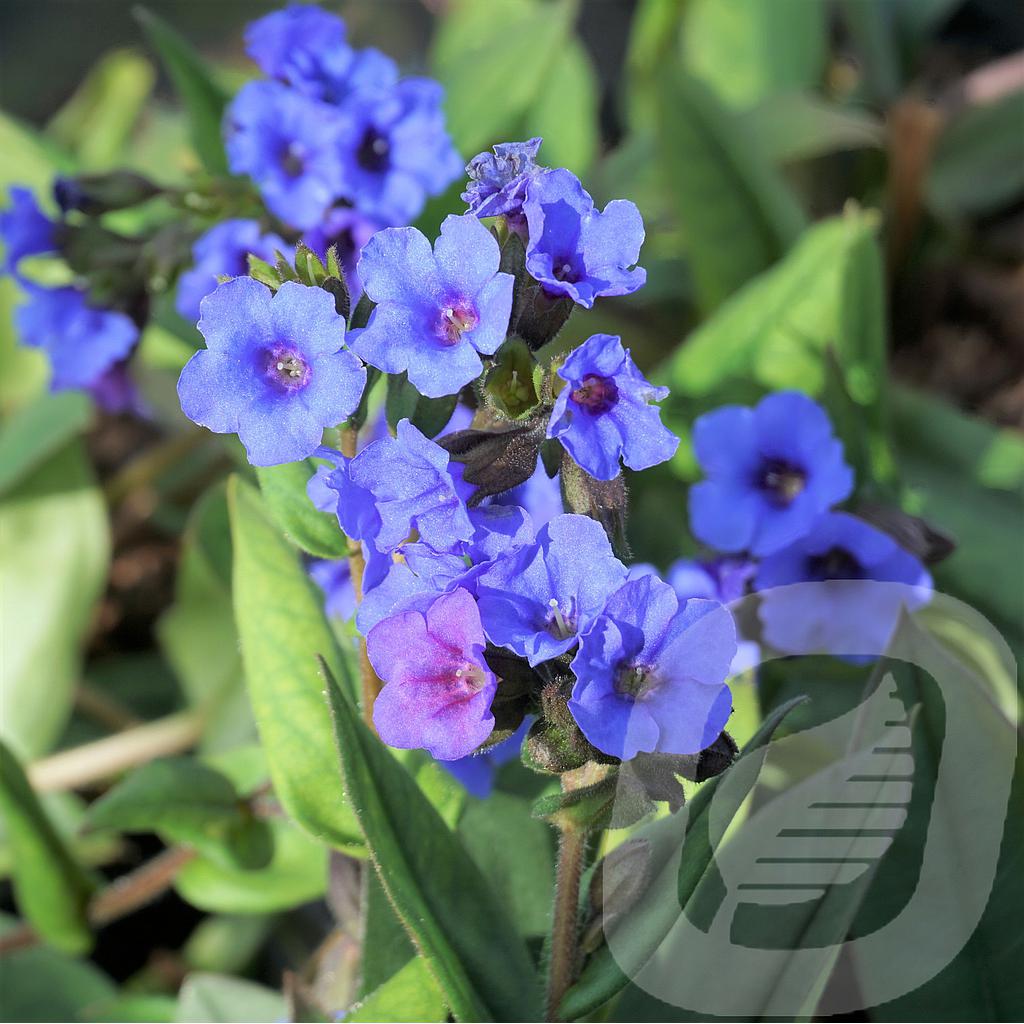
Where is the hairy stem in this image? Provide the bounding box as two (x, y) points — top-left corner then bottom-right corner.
(339, 426), (383, 731)
(546, 823), (588, 1020)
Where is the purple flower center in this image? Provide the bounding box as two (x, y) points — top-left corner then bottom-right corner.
(613, 663), (659, 701)
(281, 142), (306, 178)
(452, 660), (489, 693)
(436, 301), (479, 345)
(806, 546), (865, 581)
(756, 457), (806, 505)
(552, 257), (581, 284)
(571, 374), (619, 415)
(264, 344), (311, 391)
(357, 127), (391, 172)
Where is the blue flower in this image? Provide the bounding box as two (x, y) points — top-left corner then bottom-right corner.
(177, 278), (365, 466)
(15, 284), (137, 393)
(568, 574), (736, 760)
(522, 168), (645, 308)
(324, 419), (474, 560)
(244, 5), (397, 104)
(548, 333), (678, 480)
(754, 511), (932, 658)
(225, 81), (345, 230)
(308, 558), (357, 621)
(176, 219), (289, 323)
(351, 214), (513, 397)
(441, 718), (531, 798)
(302, 206), (379, 298)
(462, 138), (546, 229)
(475, 513), (627, 666)
(689, 391), (854, 557)
(1, 187), (57, 275)
(336, 78), (463, 226)
(368, 588), (498, 760)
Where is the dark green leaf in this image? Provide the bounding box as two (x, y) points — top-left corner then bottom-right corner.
(0, 741), (96, 953)
(359, 869), (416, 996)
(0, 392), (93, 498)
(385, 373), (459, 439)
(228, 476), (364, 854)
(324, 664), (542, 1022)
(134, 7), (230, 174)
(255, 459), (349, 560)
(86, 757), (273, 871)
(654, 66), (806, 313)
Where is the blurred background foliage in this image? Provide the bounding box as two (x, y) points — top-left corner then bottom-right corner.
(0, 0), (1022, 1021)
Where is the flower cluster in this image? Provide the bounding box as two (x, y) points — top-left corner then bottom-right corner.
(1, 187), (141, 409)
(686, 391), (933, 658)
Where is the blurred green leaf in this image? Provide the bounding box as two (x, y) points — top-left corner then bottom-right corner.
(385, 373), (459, 439)
(183, 914), (272, 975)
(926, 92), (1024, 220)
(176, 973), (285, 1023)
(87, 757), (273, 871)
(526, 38), (598, 175)
(228, 476), (364, 854)
(324, 665), (542, 1022)
(0, 915), (115, 1023)
(0, 391), (93, 497)
(0, 741), (96, 953)
(91, 995), (177, 1023)
(682, 0), (828, 110)
(346, 958), (448, 1023)
(255, 459), (349, 560)
(838, 0), (902, 106)
(47, 50), (155, 169)
(0, 111), (69, 194)
(134, 7), (230, 175)
(654, 67), (806, 313)
(459, 792), (554, 937)
(158, 483), (253, 753)
(625, 0), (685, 129)
(737, 93), (885, 163)
(432, 0), (575, 156)
(0, 441), (110, 759)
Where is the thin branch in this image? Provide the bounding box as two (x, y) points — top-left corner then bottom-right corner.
(28, 710), (203, 792)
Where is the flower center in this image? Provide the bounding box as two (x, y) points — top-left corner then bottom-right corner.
(546, 598), (577, 640)
(614, 663), (659, 701)
(281, 142), (306, 178)
(807, 546), (865, 581)
(553, 259), (579, 283)
(357, 128), (391, 172)
(757, 458), (806, 505)
(264, 344), (311, 392)
(436, 302), (478, 345)
(453, 661), (488, 691)
(571, 374), (619, 415)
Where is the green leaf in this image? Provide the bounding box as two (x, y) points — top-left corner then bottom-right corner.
(227, 476), (364, 854)
(360, 870), (416, 996)
(681, 0), (827, 110)
(134, 7), (230, 174)
(324, 664), (542, 1022)
(91, 994), (177, 1023)
(0, 391), (93, 498)
(0, 915), (116, 1023)
(86, 757), (273, 871)
(736, 92), (884, 164)
(157, 483), (253, 754)
(255, 459), (349, 560)
(0, 741), (96, 953)
(176, 973), (286, 1024)
(46, 49), (155, 169)
(526, 38), (598, 175)
(385, 373), (459, 439)
(926, 91), (1024, 221)
(432, 0), (576, 156)
(347, 958), (448, 1023)
(661, 209), (883, 405)
(838, 0), (901, 106)
(0, 441), (110, 758)
(459, 792), (554, 937)
(654, 67), (806, 313)
(560, 697), (807, 1020)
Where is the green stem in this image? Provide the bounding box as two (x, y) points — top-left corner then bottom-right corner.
(546, 823), (588, 1021)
